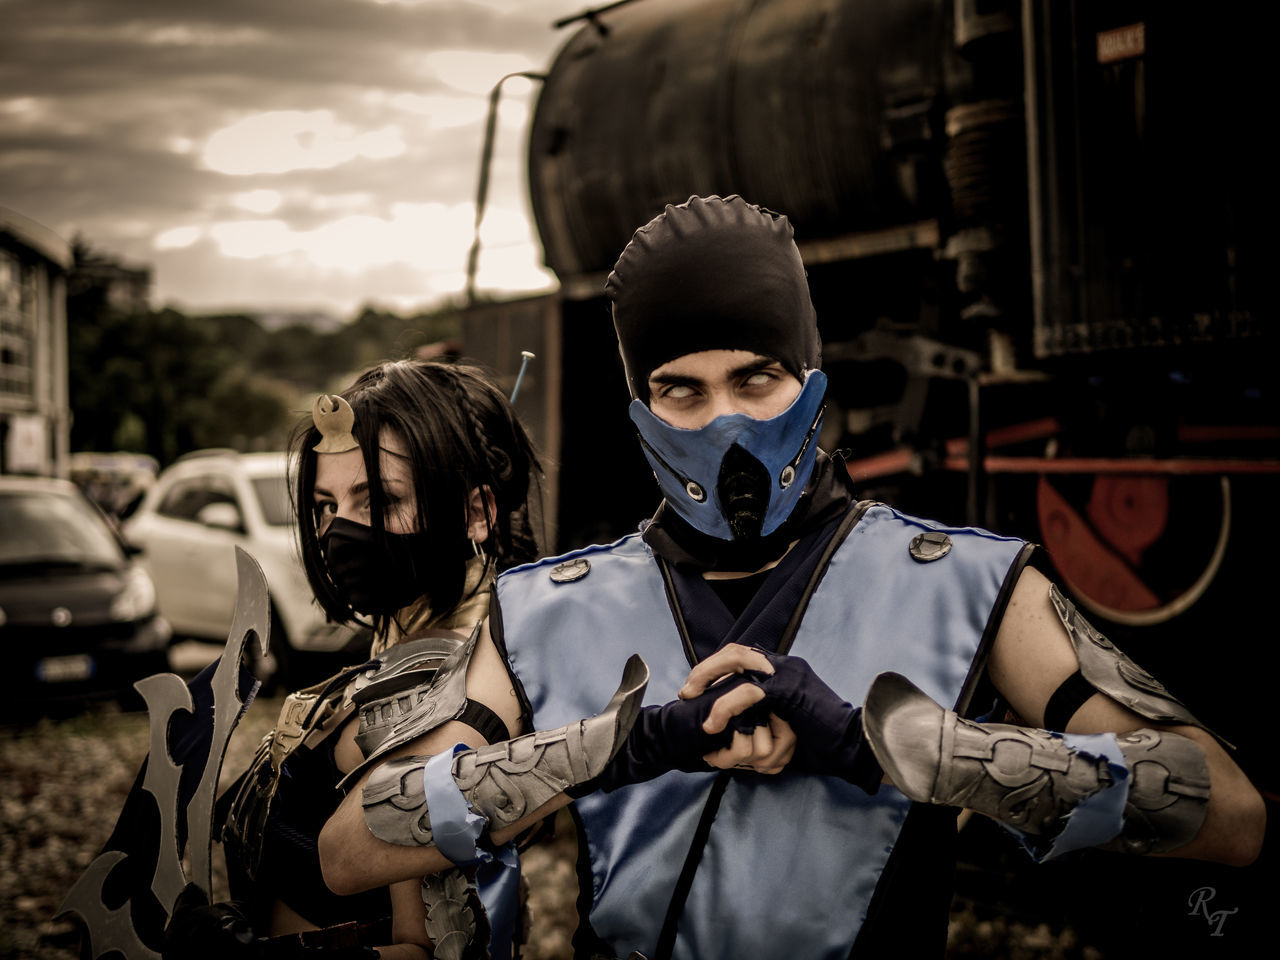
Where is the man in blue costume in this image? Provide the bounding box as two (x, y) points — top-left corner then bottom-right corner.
(320, 195), (1264, 960)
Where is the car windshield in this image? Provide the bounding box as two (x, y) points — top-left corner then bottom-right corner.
(0, 490), (126, 570)
(251, 475), (292, 527)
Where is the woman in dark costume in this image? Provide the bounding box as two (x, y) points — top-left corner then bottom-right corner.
(214, 359), (542, 959)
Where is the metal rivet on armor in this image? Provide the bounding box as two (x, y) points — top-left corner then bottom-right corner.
(909, 531), (952, 562)
(779, 465), (796, 489)
(549, 558), (590, 583)
(51, 606), (73, 627)
(685, 480), (706, 502)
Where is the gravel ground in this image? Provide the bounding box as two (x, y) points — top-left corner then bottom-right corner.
(2, 697), (1095, 960)
(0, 693), (580, 960)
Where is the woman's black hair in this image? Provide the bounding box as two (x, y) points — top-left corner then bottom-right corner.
(291, 359), (543, 636)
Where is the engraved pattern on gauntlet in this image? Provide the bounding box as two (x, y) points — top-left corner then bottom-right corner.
(363, 716), (621, 845)
(453, 723), (597, 831)
(363, 753), (437, 846)
(1105, 728), (1211, 855)
(865, 672), (1211, 852)
(934, 718), (1113, 834)
(362, 655), (649, 848)
(867, 673), (1112, 836)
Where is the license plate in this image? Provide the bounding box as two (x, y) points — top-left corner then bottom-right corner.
(36, 654), (95, 683)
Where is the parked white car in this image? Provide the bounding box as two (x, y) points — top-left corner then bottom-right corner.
(123, 450), (367, 686)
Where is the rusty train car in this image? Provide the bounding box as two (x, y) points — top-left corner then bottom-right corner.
(463, 3), (1275, 935)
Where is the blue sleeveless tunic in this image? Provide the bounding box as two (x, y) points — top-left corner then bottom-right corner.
(497, 503), (1029, 960)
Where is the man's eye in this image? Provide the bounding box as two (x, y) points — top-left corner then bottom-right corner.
(743, 371), (775, 388)
(663, 384), (696, 400)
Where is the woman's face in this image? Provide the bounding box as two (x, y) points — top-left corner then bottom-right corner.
(312, 428), (418, 535)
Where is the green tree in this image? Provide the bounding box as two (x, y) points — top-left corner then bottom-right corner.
(68, 292), (289, 465)
(67, 239), (467, 465)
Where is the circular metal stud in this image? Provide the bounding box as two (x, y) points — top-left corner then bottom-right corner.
(549, 558), (591, 583)
(909, 531), (953, 562)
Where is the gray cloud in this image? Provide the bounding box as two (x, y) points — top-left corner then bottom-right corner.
(0, 0), (573, 314)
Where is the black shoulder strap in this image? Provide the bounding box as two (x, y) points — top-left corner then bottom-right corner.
(954, 541), (1037, 716)
(653, 773), (731, 960)
(777, 498), (875, 655)
(455, 697), (512, 745)
(489, 585), (534, 732)
(1043, 669), (1097, 732)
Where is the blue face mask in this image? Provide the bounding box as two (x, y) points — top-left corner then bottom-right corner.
(629, 369), (827, 541)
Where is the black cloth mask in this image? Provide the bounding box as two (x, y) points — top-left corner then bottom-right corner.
(320, 516), (447, 616)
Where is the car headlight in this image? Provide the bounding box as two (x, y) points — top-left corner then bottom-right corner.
(110, 567), (158, 622)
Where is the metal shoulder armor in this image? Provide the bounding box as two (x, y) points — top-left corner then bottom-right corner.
(1049, 584), (1217, 736)
(339, 623), (482, 790)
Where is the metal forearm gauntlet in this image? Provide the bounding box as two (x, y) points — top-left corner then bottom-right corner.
(1104, 728), (1211, 855)
(864, 672), (1210, 855)
(362, 654), (648, 848)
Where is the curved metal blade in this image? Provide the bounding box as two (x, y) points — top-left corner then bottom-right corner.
(56, 547), (269, 958)
(185, 546), (269, 901)
(135, 672), (195, 915)
(55, 852), (162, 960)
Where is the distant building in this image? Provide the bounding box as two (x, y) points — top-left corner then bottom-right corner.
(69, 240), (152, 314)
(0, 207), (71, 476)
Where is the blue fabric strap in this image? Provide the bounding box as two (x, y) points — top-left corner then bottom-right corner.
(478, 843), (521, 960)
(423, 746), (488, 864)
(1009, 732), (1129, 862)
(422, 745), (523, 958)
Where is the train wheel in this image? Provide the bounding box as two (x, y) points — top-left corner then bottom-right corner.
(1035, 474), (1230, 626)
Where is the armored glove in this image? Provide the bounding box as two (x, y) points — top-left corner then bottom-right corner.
(747, 652), (883, 792)
(576, 672), (763, 794)
(163, 892), (256, 960)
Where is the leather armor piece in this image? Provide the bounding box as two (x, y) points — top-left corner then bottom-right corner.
(349, 633), (472, 760)
(1049, 584), (1211, 734)
(863, 672), (1210, 852)
(346, 631), (500, 960)
(420, 869), (489, 960)
(340, 625), (480, 791)
(223, 680), (343, 879)
(864, 672), (1108, 835)
(1101, 728), (1211, 855)
(363, 655), (649, 847)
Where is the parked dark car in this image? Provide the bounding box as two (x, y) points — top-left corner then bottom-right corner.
(0, 475), (170, 710)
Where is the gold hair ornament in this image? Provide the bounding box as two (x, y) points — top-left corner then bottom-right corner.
(312, 394), (359, 453)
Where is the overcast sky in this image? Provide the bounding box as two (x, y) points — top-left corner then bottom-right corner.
(0, 0), (578, 317)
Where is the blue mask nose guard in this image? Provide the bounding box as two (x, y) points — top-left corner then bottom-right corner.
(629, 370), (827, 541)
